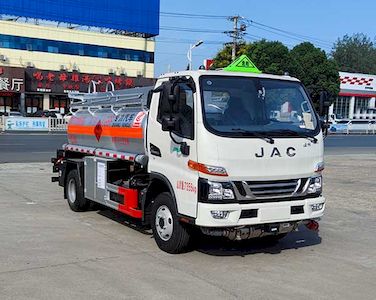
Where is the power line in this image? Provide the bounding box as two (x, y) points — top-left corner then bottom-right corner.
(160, 11), (227, 19)
(160, 26), (225, 34)
(157, 37), (225, 45)
(245, 19), (333, 46)
(160, 11), (334, 50)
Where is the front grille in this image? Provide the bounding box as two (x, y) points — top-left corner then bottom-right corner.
(246, 179), (300, 199)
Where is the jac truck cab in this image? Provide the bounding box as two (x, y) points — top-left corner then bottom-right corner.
(52, 56), (329, 253)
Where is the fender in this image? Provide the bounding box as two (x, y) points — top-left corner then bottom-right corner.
(62, 159), (84, 198)
(148, 172), (178, 210)
(143, 172), (195, 224)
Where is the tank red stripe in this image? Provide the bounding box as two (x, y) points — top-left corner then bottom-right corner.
(67, 125), (143, 139)
(64, 144), (138, 163)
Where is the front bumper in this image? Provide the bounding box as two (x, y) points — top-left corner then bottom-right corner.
(195, 196), (325, 227)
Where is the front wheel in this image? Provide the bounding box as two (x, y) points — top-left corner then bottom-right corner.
(151, 192), (191, 254)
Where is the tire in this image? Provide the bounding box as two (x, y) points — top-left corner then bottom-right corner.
(151, 192), (191, 254)
(65, 169), (90, 212)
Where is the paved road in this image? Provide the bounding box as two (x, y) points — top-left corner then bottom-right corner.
(325, 135), (376, 155)
(0, 133), (375, 163)
(0, 133), (67, 163)
(0, 155), (375, 299)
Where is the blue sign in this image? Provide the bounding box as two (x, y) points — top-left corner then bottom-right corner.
(5, 118), (49, 131)
(0, 0), (160, 36)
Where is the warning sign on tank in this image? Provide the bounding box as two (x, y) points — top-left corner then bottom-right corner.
(132, 112), (146, 128)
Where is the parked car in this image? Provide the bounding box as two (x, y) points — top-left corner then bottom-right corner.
(32, 110), (58, 118)
(4, 111), (23, 117)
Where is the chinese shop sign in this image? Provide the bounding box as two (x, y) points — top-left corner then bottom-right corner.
(25, 69), (136, 94)
(0, 67), (25, 93)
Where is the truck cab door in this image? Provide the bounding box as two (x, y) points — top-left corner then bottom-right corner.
(147, 80), (198, 218)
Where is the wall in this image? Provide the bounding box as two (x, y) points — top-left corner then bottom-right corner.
(0, 21), (155, 78)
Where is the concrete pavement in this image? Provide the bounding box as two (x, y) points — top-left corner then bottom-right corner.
(0, 155), (375, 299)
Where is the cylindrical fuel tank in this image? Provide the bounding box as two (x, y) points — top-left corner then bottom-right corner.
(67, 107), (147, 155)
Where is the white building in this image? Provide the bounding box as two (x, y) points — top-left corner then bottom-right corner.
(330, 71), (376, 120)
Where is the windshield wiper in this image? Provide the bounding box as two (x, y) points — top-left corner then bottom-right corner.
(231, 129), (275, 144)
(270, 129), (318, 144)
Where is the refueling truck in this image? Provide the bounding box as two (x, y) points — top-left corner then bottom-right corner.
(52, 56), (329, 253)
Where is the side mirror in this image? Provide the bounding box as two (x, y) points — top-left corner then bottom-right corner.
(168, 84), (181, 114)
(318, 91), (331, 136)
(319, 91), (331, 117)
(161, 116), (180, 132)
(320, 118), (330, 130)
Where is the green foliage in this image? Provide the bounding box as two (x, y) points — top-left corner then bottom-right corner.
(212, 40), (340, 105)
(246, 40), (289, 75)
(332, 33), (376, 74)
(212, 40), (289, 74)
(288, 42), (340, 102)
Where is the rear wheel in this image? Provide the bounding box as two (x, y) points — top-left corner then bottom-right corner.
(151, 192), (191, 254)
(65, 169), (90, 212)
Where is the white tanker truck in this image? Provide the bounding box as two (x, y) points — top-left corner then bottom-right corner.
(52, 57), (329, 253)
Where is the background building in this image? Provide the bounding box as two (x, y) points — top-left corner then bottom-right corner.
(0, 0), (159, 115)
(330, 71), (376, 120)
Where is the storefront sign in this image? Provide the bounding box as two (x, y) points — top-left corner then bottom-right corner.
(25, 69), (154, 94)
(339, 71), (376, 97)
(0, 67), (25, 93)
(5, 117), (48, 131)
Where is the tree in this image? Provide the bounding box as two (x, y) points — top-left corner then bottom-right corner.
(212, 43), (247, 69)
(212, 40), (289, 74)
(288, 42), (340, 102)
(332, 33), (376, 74)
(247, 40), (290, 75)
(212, 40), (340, 105)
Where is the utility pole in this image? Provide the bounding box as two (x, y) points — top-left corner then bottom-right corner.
(225, 15), (247, 61)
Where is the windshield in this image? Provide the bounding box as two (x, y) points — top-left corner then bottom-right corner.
(200, 76), (319, 137)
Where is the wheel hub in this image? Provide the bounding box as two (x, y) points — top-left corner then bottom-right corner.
(155, 205), (173, 241)
(67, 178), (76, 204)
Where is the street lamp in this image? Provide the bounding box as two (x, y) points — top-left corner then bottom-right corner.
(187, 40), (204, 70)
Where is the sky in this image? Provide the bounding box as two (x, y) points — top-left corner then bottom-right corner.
(155, 0), (376, 76)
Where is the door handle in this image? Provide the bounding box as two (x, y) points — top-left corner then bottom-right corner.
(150, 143), (161, 157)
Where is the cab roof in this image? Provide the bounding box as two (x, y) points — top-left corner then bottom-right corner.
(158, 69), (301, 83)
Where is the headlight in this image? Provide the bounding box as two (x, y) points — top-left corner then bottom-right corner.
(198, 179), (236, 202)
(208, 181), (235, 200)
(307, 175), (322, 194)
